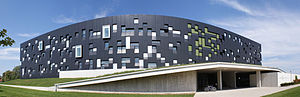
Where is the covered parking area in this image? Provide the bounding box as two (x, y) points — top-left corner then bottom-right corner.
(56, 62), (281, 93)
(196, 67), (278, 91)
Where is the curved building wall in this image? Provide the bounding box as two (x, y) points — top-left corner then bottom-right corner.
(20, 15), (261, 79)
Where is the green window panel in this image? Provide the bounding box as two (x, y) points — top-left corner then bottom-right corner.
(217, 34), (220, 39)
(188, 23), (192, 28)
(211, 37), (217, 41)
(217, 44), (220, 50)
(211, 43), (214, 47)
(195, 25), (199, 30)
(208, 53), (212, 57)
(199, 52), (203, 56)
(188, 32), (192, 36)
(199, 47), (202, 50)
(202, 32), (205, 36)
(208, 39), (211, 43)
(192, 29), (198, 34)
(211, 49), (214, 52)
(188, 45), (192, 52)
(204, 27), (217, 36)
(198, 30), (202, 33)
(214, 52), (217, 55)
(196, 49), (199, 56)
(195, 41), (199, 46)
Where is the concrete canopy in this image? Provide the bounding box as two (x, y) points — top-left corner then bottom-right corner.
(56, 62), (281, 89)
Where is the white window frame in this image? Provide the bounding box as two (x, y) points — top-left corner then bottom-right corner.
(102, 25), (110, 38)
(113, 24), (117, 32)
(38, 41), (43, 51)
(75, 45), (82, 58)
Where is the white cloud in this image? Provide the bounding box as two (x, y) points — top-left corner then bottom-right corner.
(95, 10), (108, 19)
(17, 33), (40, 37)
(0, 47), (19, 60)
(211, 0), (300, 73)
(52, 15), (83, 24)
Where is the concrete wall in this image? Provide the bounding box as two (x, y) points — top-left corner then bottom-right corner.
(249, 74), (256, 87)
(67, 71), (197, 92)
(261, 72), (278, 87)
(59, 69), (141, 78)
(223, 72), (236, 88)
(260, 72), (300, 87)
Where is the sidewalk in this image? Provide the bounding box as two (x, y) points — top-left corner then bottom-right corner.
(194, 84), (300, 97)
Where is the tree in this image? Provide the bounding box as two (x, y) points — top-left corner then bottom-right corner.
(2, 66), (20, 82)
(0, 28), (15, 47)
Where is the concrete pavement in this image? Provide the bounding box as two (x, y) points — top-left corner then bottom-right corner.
(194, 84), (300, 97)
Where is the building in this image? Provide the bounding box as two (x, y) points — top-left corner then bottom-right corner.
(21, 15), (294, 92)
(20, 15), (262, 79)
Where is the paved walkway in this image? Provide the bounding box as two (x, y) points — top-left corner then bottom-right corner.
(194, 84), (300, 97)
(1, 84), (299, 96)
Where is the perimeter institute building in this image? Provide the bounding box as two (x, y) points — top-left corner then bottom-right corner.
(20, 15), (298, 92)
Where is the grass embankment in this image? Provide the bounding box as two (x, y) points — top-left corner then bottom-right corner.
(1, 78), (88, 87)
(0, 86), (194, 97)
(263, 86), (300, 97)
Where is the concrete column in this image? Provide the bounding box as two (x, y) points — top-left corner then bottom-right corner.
(217, 70), (222, 90)
(256, 71), (261, 87)
(234, 72), (237, 88)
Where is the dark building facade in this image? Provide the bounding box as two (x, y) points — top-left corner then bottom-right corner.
(20, 15), (261, 79)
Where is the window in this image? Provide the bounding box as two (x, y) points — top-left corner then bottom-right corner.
(188, 45), (192, 52)
(102, 25), (110, 38)
(89, 59), (93, 69)
(82, 29), (86, 38)
(160, 29), (168, 36)
(152, 40), (160, 45)
(121, 58), (130, 63)
(121, 58), (130, 69)
(184, 35), (188, 40)
(75, 45), (82, 58)
(152, 46), (157, 53)
(147, 28), (152, 36)
(117, 46), (126, 54)
(75, 32), (79, 37)
(172, 46), (177, 54)
(38, 41), (43, 51)
(138, 28), (143, 36)
(187, 23), (192, 28)
(143, 22), (147, 26)
(134, 18), (139, 24)
(101, 61), (109, 68)
(108, 47), (113, 54)
(148, 63), (157, 68)
(113, 24), (117, 32)
(89, 30), (93, 37)
(173, 30), (180, 35)
(130, 43), (139, 53)
(134, 58), (139, 66)
(104, 42), (109, 50)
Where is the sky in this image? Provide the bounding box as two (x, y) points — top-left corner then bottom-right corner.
(0, 0), (300, 75)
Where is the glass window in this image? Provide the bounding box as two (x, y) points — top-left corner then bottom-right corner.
(134, 58), (139, 66)
(134, 18), (139, 24)
(104, 42), (109, 50)
(89, 59), (93, 69)
(138, 28), (143, 36)
(102, 25), (110, 38)
(108, 47), (113, 54)
(82, 29), (86, 38)
(75, 45), (82, 58)
(89, 30), (93, 37)
(188, 45), (192, 52)
(148, 63), (157, 68)
(38, 41), (43, 51)
(143, 22), (147, 26)
(113, 24), (117, 32)
(187, 23), (192, 28)
(121, 58), (130, 63)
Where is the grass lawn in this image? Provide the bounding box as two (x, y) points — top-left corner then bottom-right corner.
(263, 86), (300, 97)
(0, 86), (194, 97)
(1, 78), (89, 87)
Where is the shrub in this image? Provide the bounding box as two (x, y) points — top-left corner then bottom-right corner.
(281, 82), (294, 86)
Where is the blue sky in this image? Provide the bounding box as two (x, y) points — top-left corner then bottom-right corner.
(1, 0), (300, 75)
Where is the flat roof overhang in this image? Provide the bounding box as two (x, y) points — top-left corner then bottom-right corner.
(57, 62), (281, 88)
